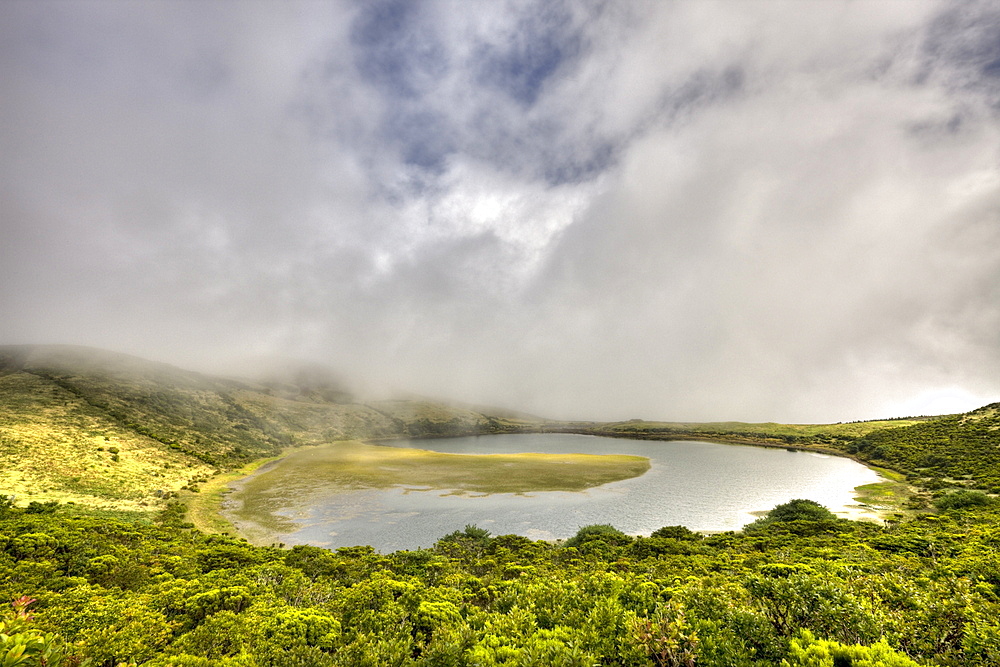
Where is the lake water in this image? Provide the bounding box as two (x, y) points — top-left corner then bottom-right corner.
(222, 433), (884, 552)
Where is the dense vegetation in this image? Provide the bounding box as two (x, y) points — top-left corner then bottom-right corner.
(4, 345), (1000, 665)
(570, 417), (931, 450)
(846, 405), (1000, 492)
(5, 497), (1000, 666)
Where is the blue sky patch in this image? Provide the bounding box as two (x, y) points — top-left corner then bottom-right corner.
(350, 0), (447, 99)
(476, 10), (583, 106)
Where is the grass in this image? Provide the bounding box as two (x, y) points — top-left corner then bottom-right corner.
(183, 449), (303, 535)
(0, 372), (214, 510)
(851, 464), (920, 518)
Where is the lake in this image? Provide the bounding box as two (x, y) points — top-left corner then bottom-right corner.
(221, 433), (884, 552)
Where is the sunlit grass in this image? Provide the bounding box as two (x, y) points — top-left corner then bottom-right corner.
(0, 372), (214, 509)
(852, 474), (917, 517)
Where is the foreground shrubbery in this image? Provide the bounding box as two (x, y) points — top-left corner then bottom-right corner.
(3, 499), (1000, 666)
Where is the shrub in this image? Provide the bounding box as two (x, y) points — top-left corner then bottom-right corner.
(934, 490), (995, 511)
(766, 499), (837, 523)
(438, 524), (492, 545)
(564, 524), (631, 549)
(744, 499), (838, 532)
(782, 629), (920, 666)
(0, 597), (85, 667)
(650, 525), (703, 541)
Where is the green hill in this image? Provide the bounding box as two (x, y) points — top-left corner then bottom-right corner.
(847, 403), (1000, 491)
(0, 345), (537, 510)
(575, 416), (931, 446)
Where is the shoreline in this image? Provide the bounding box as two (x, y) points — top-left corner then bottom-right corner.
(573, 431), (917, 522)
(194, 432), (912, 545)
(183, 442), (332, 535)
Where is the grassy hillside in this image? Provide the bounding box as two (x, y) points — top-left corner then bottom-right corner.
(846, 403), (1000, 492)
(0, 369), (215, 511)
(0, 345), (537, 510)
(558, 416), (929, 448)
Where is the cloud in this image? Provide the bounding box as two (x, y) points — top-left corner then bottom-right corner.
(2, 0), (999, 422)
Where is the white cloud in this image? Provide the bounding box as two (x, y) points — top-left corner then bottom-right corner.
(2, 0), (999, 422)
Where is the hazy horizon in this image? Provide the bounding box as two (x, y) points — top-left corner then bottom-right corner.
(4, 1), (1000, 423)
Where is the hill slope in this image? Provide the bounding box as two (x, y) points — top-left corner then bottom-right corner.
(847, 403), (1000, 491)
(0, 345), (537, 509)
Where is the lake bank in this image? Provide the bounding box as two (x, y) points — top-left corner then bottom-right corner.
(214, 440), (650, 543)
(217, 433), (892, 551)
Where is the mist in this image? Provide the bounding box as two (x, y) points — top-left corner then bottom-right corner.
(3, 0), (1000, 423)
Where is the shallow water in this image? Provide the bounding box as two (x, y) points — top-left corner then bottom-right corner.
(222, 433), (883, 552)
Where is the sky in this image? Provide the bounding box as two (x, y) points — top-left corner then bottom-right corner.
(2, 0), (1000, 423)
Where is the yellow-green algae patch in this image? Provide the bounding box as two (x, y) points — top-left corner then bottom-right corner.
(223, 440), (651, 541)
(239, 440), (651, 495)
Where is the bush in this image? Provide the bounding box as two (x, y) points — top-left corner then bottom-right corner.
(25, 501), (59, 514)
(0, 494), (15, 518)
(782, 629), (920, 666)
(744, 499), (838, 532)
(934, 490), (996, 511)
(767, 499), (837, 522)
(438, 524), (492, 545)
(564, 524), (631, 549)
(650, 525), (703, 541)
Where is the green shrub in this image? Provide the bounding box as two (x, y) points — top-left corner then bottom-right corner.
(745, 499), (838, 532)
(437, 524), (492, 545)
(564, 524), (631, 549)
(934, 490), (995, 511)
(650, 525), (703, 541)
(0, 597), (87, 667)
(782, 629), (920, 666)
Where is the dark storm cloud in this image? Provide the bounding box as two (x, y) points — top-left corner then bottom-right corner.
(2, 0), (1000, 422)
